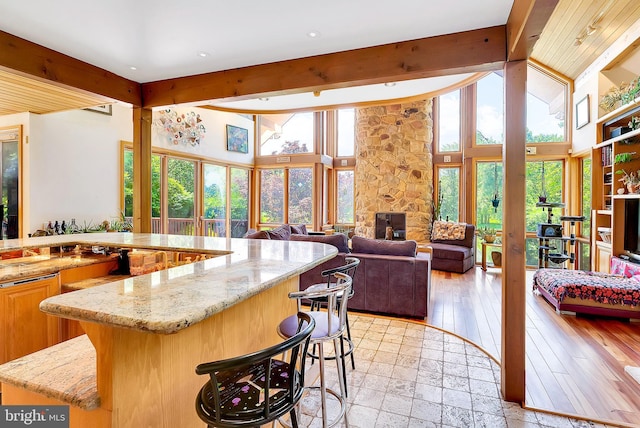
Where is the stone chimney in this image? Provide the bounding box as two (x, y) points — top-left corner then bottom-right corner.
(353, 100), (434, 241)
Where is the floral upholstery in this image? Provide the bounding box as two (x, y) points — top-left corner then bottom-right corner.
(431, 221), (467, 241)
(533, 268), (640, 307)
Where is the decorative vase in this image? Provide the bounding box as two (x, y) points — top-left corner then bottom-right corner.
(484, 235), (496, 244)
(618, 188), (626, 195)
(491, 251), (502, 267)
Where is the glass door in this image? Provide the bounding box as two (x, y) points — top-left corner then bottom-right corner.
(167, 157), (196, 235)
(2, 139), (19, 239)
(202, 163), (226, 237)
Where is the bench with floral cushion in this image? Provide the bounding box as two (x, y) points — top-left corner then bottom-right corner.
(533, 257), (640, 319)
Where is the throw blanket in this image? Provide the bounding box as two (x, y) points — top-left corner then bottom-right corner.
(431, 221), (467, 241)
(533, 268), (640, 307)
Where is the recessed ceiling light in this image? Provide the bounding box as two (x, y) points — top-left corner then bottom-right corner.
(384, 82), (396, 87)
(307, 31), (320, 38)
(129, 66), (137, 71)
(197, 51), (209, 58)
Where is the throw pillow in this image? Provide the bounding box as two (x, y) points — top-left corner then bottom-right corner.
(431, 221), (467, 241)
(290, 224), (308, 235)
(244, 230), (270, 240)
(267, 224), (291, 240)
(290, 233), (350, 254)
(351, 236), (416, 257)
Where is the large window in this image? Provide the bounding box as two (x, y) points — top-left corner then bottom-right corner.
(203, 164), (226, 237)
(525, 160), (563, 232)
(260, 112), (314, 156)
(527, 64), (567, 142)
(476, 72), (504, 145)
(437, 167), (460, 222)
(579, 157), (592, 270)
(260, 169), (284, 224)
(122, 146), (250, 237)
(288, 168), (313, 224)
(337, 108), (355, 157)
(438, 90), (460, 152)
(230, 168), (250, 238)
(476, 161), (503, 231)
(337, 170), (354, 224)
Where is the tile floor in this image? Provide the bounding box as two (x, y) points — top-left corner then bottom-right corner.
(296, 314), (614, 428)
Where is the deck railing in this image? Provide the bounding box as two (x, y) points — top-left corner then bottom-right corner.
(126, 217), (248, 237)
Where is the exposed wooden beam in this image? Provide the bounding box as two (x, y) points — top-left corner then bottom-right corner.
(142, 26), (507, 108)
(507, 0), (559, 61)
(0, 30), (141, 107)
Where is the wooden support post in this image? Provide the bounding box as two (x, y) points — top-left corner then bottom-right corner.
(132, 108), (153, 233)
(501, 60), (527, 403)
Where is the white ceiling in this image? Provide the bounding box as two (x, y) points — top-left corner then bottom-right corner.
(0, 0), (514, 111)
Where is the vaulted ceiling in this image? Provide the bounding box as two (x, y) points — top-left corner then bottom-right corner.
(0, 0), (639, 116)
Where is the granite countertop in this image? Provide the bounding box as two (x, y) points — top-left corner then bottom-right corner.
(0, 253), (118, 283)
(0, 335), (99, 410)
(28, 233), (336, 334)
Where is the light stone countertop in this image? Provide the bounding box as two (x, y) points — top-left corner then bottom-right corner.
(0, 335), (99, 410)
(0, 253), (118, 283)
(26, 233), (337, 334)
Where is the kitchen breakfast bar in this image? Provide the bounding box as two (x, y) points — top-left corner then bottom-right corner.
(0, 233), (337, 427)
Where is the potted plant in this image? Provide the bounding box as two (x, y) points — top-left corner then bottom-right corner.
(617, 169), (640, 194)
(477, 227), (498, 244)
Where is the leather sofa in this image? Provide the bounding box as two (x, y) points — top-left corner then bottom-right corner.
(428, 223), (476, 273)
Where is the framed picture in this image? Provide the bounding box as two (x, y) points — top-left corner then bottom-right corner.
(226, 124), (249, 153)
(85, 104), (113, 116)
(575, 95), (589, 129)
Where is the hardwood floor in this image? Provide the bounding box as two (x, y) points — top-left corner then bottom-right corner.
(427, 266), (640, 426)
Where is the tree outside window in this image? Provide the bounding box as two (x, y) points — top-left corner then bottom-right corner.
(437, 167), (460, 222)
(260, 169), (284, 224)
(288, 168), (313, 224)
(337, 170), (354, 224)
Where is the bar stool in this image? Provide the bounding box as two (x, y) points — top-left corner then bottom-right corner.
(195, 312), (315, 428)
(277, 272), (352, 428)
(307, 257), (360, 395)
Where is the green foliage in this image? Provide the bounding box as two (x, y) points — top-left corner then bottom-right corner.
(615, 152), (635, 164)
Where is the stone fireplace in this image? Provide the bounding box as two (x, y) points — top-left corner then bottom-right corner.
(353, 100), (433, 241)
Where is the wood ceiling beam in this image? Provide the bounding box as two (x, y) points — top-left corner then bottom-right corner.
(142, 26), (506, 108)
(0, 30), (141, 107)
(507, 0), (559, 61)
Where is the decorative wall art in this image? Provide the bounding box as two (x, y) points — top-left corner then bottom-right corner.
(226, 124), (249, 153)
(153, 109), (206, 147)
(575, 95), (590, 129)
(85, 104), (112, 115)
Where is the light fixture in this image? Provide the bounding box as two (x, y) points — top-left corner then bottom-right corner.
(307, 31), (320, 38)
(574, 0), (613, 47)
(313, 91), (321, 97)
(258, 97), (269, 101)
(197, 51), (209, 58)
(129, 66), (137, 70)
(384, 82), (396, 87)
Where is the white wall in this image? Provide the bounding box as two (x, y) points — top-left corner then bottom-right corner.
(572, 75), (598, 154)
(0, 105), (254, 236)
(151, 107), (255, 164)
(28, 105), (132, 233)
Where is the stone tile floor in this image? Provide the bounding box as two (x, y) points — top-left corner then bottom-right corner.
(295, 314), (619, 428)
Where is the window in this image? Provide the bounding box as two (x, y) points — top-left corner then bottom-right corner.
(526, 63), (567, 142)
(437, 167), (460, 222)
(337, 108), (355, 157)
(525, 160), (563, 232)
(337, 170), (354, 224)
(476, 161), (503, 231)
(123, 149), (133, 217)
(288, 168), (313, 224)
(167, 157), (196, 235)
(230, 168), (250, 238)
(476, 72), (504, 145)
(203, 164), (226, 237)
(260, 112), (314, 156)
(581, 158), (592, 238)
(260, 169), (284, 224)
(438, 90), (460, 152)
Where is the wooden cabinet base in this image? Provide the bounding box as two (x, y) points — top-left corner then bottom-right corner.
(1, 276), (298, 428)
(1, 384), (111, 428)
